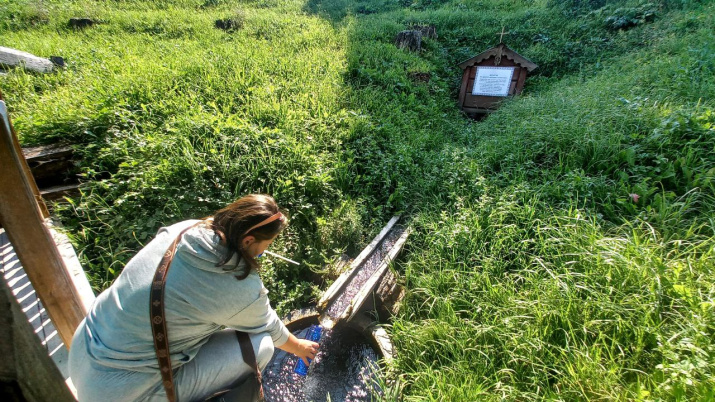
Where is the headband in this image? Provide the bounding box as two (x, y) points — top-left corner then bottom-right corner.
(243, 212), (284, 236)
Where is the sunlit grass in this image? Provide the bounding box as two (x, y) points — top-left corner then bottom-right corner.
(1, 0), (713, 399)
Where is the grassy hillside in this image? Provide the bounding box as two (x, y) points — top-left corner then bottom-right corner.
(2, 0), (713, 400)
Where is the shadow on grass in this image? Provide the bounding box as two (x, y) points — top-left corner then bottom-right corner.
(299, 0), (485, 217)
(302, 0), (352, 23)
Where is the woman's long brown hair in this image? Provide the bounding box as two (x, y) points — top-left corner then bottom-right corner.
(210, 194), (287, 279)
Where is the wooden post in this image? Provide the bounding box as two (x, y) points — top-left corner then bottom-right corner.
(0, 98), (86, 348)
(0, 90), (48, 218)
(1, 276), (76, 401)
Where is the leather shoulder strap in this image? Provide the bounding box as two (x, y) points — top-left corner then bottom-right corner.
(235, 331), (265, 401)
(150, 222), (203, 402)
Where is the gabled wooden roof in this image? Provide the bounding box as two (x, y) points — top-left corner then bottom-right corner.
(458, 43), (538, 72)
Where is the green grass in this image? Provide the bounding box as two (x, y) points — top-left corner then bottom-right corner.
(2, 0), (714, 399)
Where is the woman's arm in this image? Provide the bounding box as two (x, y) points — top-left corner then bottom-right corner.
(277, 333), (319, 365)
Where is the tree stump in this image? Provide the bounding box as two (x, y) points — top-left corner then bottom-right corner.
(411, 25), (437, 39)
(68, 18), (97, 29)
(408, 71), (431, 83)
(394, 30), (422, 52)
(215, 18), (243, 32)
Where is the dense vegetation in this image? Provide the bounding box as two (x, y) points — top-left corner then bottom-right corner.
(2, 0), (713, 399)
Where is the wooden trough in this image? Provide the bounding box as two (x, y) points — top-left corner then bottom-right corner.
(281, 307), (394, 364)
(260, 218), (410, 400)
(317, 215), (409, 329)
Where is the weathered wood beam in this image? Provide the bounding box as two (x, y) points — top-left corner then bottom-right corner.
(0, 99), (87, 348)
(41, 184), (82, 201)
(22, 144), (75, 181)
(0, 46), (54, 74)
(0, 90), (48, 218)
(22, 144), (81, 201)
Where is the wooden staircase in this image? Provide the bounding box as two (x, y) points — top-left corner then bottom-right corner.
(0, 90), (95, 401)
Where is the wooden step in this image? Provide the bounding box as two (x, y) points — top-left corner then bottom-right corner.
(21, 144), (80, 202)
(40, 184), (81, 201)
(22, 144), (75, 181)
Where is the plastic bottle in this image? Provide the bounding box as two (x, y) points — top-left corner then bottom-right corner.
(294, 325), (322, 376)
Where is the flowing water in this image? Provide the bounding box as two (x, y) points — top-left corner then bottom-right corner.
(325, 225), (405, 320)
(262, 326), (381, 402)
(262, 223), (406, 400)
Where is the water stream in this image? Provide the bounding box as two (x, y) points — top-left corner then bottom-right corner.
(262, 223), (405, 401)
(324, 225), (405, 320)
(262, 326), (381, 402)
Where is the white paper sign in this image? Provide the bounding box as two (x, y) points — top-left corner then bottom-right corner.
(472, 66), (515, 97)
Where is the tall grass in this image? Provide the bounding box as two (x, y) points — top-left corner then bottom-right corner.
(391, 192), (714, 400)
(2, 0), (714, 399)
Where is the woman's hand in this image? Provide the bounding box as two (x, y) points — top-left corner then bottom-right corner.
(294, 338), (319, 365)
(277, 333), (320, 365)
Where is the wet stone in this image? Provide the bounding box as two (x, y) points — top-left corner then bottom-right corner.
(263, 327), (381, 402)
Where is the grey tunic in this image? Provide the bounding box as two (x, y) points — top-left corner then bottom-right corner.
(69, 219), (290, 401)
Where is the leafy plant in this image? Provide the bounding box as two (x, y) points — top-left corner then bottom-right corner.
(2, 0), (714, 398)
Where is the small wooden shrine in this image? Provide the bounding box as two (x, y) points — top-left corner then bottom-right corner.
(457, 42), (537, 116)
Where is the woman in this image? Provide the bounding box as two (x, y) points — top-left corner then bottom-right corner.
(69, 194), (318, 401)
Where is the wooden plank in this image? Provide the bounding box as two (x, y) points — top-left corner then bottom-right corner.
(509, 79), (518, 94)
(0, 90), (48, 218)
(515, 68), (527, 95)
(22, 144), (75, 181)
(508, 66), (521, 94)
(343, 226), (410, 324)
(47, 221), (96, 313)
(22, 144), (73, 161)
(41, 184), (81, 201)
(1, 271), (75, 401)
(374, 268), (404, 318)
(458, 69), (470, 108)
(0, 46), (54, 73)
(0, 101), (87, 348)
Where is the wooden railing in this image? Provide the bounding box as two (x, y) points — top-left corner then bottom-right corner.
(0, 90), (88, 348)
